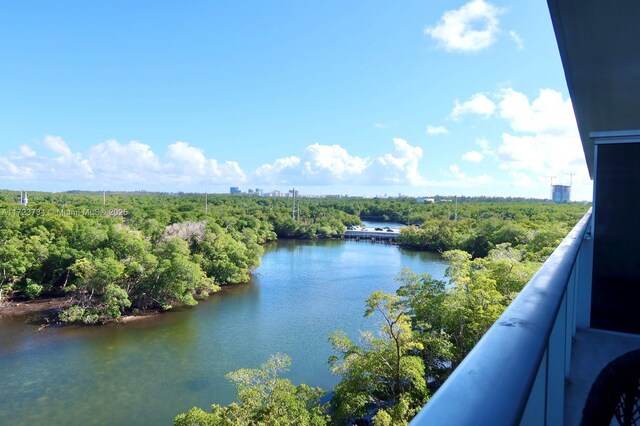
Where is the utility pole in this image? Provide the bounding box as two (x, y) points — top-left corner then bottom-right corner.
(454, 195), (458, 222)
(103, 190), (106, 205)
(291, 188), (296, 221)
(205, 192), (208, 213)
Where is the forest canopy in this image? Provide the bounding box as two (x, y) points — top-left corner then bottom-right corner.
(0, 190), (587, 328)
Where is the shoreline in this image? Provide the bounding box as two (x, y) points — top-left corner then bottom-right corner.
(0, 297), (74, 318)
(0, 231), (410, 322)
(0, 282), (249, 322)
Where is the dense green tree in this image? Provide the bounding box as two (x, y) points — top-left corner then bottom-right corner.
(174, 354), (328, 426)
(329, 291), (427, 424)
(149, 237), (216, 309)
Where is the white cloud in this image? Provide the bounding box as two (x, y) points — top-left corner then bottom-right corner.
(19, 145), (36, 158)
(42, 135), (93, 180)
(166, 141), (246, 184)
(3, 137), (427, 190)
(370, 138), (426, 185)
(0, 137), (247, 189)
(254, 156), (301, 184)
(426, 125), (449, 136)
(493, 88), (591, 199)
(256, 144), (369, 185)
(88, 140), (161, 182)
(425, 0), (503, 53)
(475, 138), (494, 156)
(462, 151), (484, 163)
(495, 88), (583, 174)
(43, 135), (73, 158)
(445, 163), (494, 186)
(255, 139), (426, 186)
(509, 30), (524, 50)
(450, 93), (496, 120)
(166, 142), (208, 175)
(0, 157), (32, 179)
(508, 171), (539, 189)
(498, 88), (576, 136)
(303, 143), (369, 178)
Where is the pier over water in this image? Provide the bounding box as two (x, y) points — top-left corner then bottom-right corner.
(344, 226), (401, 240)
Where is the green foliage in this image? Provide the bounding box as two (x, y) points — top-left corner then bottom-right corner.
(174, 354), (328, 426)
(59, 305), (86, 323)
(329, 291), (428, 423)
(0, 192), (289, 320)
(396, 201), (588, 258)
(150, 237), (216, 309)
(103, 284), (131, 318)
(24, 279), (43, 299)
(330, 240), (545, 422)
(372, 394), (420, 426)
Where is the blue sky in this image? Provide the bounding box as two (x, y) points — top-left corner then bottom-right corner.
(0, 0), (592, 200)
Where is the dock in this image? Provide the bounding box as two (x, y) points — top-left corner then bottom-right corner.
(344, 226), (401, 241)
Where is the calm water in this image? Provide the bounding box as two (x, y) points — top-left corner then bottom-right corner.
(0, 238), (447, 426)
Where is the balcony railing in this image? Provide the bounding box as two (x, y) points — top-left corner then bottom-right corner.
(411, 209), (593, 425)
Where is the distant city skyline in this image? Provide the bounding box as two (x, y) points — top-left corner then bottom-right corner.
(0, 1), (592, 200)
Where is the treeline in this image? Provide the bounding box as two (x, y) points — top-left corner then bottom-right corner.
(0, 191), (588, 327)
(398, 218), (573, 260)
(0, 191), (360, 323)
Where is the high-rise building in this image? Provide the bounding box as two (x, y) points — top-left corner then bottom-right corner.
(229, 187), (241, 194)
(551, 184), (571, 203)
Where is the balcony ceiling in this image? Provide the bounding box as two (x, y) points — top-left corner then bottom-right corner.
(547, 0), (640, 176)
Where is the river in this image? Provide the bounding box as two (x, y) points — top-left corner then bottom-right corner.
(0, 232), (448, 425)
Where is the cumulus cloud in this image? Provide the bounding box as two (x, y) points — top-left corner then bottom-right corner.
(255, 156), (302, 184)
(462, 151), (484, 163)
(493, 88), (590, 198)
(495, 88), (583, 173)
(43, 135), (93, 179)
(0, 136), (248, 188)
(19, 145), (36, 158)
(304, 143), (368, 179)
(44, 135), (73, 158)
(88, 140), (161, 182)
(0, 157), (32, 179)
(165, 141), (246, 184)
(371, 138), (426, 185)
(426, 125), (449, 136)
(446, 163), (494, 186)
(425, 0), (503, 53)
(255, 139), (426, 186)
(255, 144), (368, 185)
(449, 93), (496, 120)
